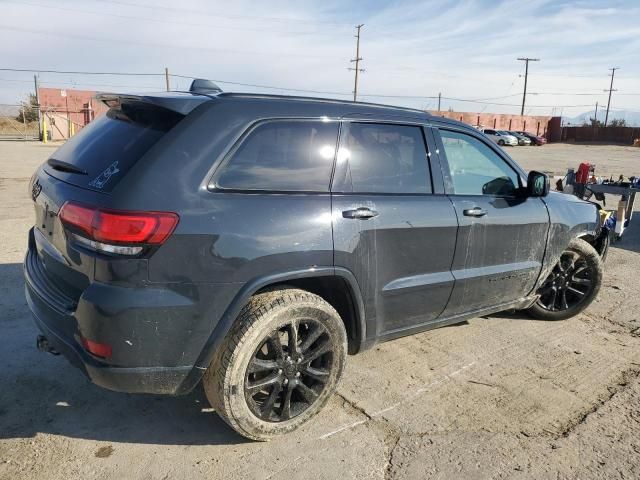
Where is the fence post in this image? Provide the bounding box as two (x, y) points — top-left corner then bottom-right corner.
(42, 116), (48, 144)
(21, 107), (27, 140)
(34, 74), (42, 141)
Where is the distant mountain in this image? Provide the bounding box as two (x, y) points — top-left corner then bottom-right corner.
(564, 109), (640, 127)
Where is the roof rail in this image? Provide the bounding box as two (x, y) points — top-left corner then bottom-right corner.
(215, 92), (431, 115)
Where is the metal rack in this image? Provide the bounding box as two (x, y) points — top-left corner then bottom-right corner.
(587, 183), (637, 238)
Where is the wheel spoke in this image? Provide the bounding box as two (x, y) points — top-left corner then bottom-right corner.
(304, 340), (331, 363)
(303, 365), (330, 383)
(295, 381), (318, 404)
(538, 283), (555, 294)
(281, 384), (293, 420)
(560, 289), (569, 310)
(573, 265), (588, 276)
(246, 372), (281, 392)
(260, 382), (283, 419)
(247, 358), (278, 374)
(548, 288), (558, 311)
(571, 277), (592, 286)
(266, 332), (285, 360)
(287, 321), (299, 356)
(299, 325), (324, 354)
(567, 286), (585, 297)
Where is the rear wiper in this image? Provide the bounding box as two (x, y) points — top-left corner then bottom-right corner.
(47, 159), (88, 175)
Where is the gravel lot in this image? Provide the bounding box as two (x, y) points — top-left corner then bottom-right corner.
(1, 141), (639, 479)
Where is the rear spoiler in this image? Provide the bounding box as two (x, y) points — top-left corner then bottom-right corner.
(95, 92), (213, 116)
(96, 79), (223, 116)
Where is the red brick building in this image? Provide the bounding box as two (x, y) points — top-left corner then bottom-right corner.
(38, 87), (108, 140)
(428, 110), (562, 141)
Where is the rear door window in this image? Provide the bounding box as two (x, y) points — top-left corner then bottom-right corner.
(45, 103), (183, 192)
(342, 122), (431, 194)
(214, 120), (339, 192)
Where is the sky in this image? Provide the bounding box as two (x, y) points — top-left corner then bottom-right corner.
(0, 0), (639, 118)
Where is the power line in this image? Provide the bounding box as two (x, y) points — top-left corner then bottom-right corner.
(170, 75), (352, 96)
(0, 67), (628, 110)
(604, 67), (620, 127)
(0, 67), (163, 77)
(0, 77), (161, 89)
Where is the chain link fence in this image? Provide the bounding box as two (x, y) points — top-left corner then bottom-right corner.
(0, 103), (39, 141)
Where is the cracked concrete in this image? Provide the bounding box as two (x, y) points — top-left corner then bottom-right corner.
(1, 142), (640, 479)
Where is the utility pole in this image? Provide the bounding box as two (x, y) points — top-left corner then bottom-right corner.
(165, 67), (170, 91)
(604, 67), (619, 127)
(34, 74), (42, 140)
(437, 92), (441, 112)
(348, 24), (364, 102)
(594, 101), (598, 124)
(517, 57), (540, 116)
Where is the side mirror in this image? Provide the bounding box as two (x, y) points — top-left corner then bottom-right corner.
(527, 170), (550, 197)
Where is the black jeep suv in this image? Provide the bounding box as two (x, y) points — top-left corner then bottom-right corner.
(25, 81), (604, 440)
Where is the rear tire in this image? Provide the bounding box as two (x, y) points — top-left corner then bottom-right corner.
(527, 239), (602, 321)
(203, 288), (347, 441)
(498, 139), (505, 146)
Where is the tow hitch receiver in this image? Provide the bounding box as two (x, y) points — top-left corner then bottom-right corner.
(36, 335), (59, 355)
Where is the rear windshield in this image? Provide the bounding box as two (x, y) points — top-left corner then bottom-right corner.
(45, 102), (183, 192)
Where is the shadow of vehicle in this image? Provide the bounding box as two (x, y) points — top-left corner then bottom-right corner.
(609, 212), (640, 254)
(0, 262), (246, 446)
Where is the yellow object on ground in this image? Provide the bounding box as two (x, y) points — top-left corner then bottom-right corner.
(42, 118), (48, 144)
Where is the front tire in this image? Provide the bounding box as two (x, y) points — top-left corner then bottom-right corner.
(203, 288), (347, 441)
(527, 239), (602, 321)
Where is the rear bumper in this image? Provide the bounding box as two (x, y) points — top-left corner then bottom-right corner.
(29, 299), (195, 394)
(25, 281), (196, 394)
(22, 232), (216, 395)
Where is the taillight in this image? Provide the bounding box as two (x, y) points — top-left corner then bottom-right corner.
(59, 202), (179, 255)
(80, 335), (112, 358)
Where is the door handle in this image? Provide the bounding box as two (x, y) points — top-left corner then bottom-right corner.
(463, 207), (488, 217)
(342, 207), (379, 220)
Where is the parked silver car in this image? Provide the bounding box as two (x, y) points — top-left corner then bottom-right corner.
(508, 131), (532, 146)
(481, 129), (518, 146)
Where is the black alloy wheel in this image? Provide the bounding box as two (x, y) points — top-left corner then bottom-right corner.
(244, 319), (333, 422)
(536, 249), (596, 312)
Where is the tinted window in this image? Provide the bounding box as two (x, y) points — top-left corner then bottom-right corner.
(343, 123), (431, 194)
(216, 121), (338, 191)
(439, 129), (520, 196)
(46, 104), (183, 192)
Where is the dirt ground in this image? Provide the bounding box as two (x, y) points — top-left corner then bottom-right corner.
(509, 142), (640, 178)
(0, 141), (639, 480)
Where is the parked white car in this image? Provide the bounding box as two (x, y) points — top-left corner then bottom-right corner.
(481, 129), (518, 146)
